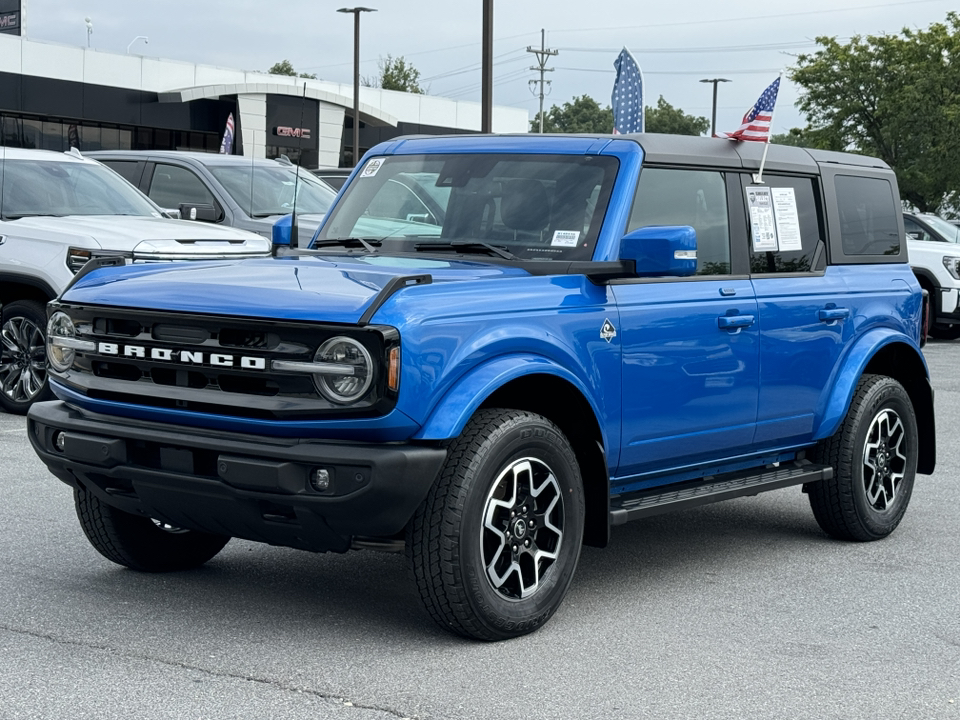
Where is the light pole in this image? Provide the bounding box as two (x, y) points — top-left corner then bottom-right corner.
(699, 78), (730, 137)
(481, 0), (492, 132)
(126, 36), (148, 54)
(84, 17), (93, 48)
(338, 7), (376, 168)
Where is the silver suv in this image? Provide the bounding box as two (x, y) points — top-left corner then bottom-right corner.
(0, 148), (270, 414)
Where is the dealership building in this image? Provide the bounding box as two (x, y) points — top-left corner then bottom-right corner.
(0, 7), (529, 167)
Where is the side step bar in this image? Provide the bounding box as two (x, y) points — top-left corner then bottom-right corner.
(609, 460), (833, 526)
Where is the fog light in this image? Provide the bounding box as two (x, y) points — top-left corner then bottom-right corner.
(54, 432), (65, 452)
(310, 468), (331, 492)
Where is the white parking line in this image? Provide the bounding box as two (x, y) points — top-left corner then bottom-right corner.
(0, 428), (27, 433)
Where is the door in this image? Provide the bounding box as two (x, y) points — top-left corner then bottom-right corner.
(743, 173), (850, 445)
(614, 167), (759, 483)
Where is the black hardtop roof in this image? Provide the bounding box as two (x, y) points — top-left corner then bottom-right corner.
(385, 132), (891, 174)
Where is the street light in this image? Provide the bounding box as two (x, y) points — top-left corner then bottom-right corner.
(126, 36), (149, 54)
(699, 78), (730, 137)
(84, 17), (93, 48)
(337, 7), (376, 168)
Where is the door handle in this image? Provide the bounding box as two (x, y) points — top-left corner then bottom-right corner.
(718, 314), (755, 330)
(818, 307), (850, 322)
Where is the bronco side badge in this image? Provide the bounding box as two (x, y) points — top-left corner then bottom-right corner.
(600, 318), (617, 343)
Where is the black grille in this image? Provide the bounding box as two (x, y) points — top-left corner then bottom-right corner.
(54, 304), (399, 420)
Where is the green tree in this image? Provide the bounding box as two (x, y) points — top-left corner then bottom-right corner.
(531, 95), (707, 135)
(644, 96), (709, 135)
(267, 59), (317, 79)
(791, 12), (960, 213)
(364, 55), (425, 93)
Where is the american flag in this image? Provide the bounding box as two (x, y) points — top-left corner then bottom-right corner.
(612, 48), (644, 134)
(219, 113), (235, 155)
(719, 76), (780, 142)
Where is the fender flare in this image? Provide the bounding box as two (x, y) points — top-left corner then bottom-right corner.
(0, 272), (57, 302)
(814, 328), (929, 442)
(412, 353), (609, 450)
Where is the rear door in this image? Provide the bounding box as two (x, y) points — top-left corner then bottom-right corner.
(742, 173), (849, 445)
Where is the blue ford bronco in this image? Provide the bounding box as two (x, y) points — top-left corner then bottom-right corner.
(28, 134), (934, 641)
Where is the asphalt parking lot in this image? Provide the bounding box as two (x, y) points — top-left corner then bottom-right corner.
(1, 344), (958, 720)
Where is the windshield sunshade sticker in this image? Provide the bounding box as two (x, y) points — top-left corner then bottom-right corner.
(551, 230), (581, 247)
(600, 318), (617, 343)
(360, 158), (385, 178)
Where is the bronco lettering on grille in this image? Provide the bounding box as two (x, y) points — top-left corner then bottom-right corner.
(96, 343), (267, 370)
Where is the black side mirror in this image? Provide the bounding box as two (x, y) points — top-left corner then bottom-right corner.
(179, 203), (219, 223)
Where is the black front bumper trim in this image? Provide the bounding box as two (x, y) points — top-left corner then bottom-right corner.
(28, 401), (447, 553)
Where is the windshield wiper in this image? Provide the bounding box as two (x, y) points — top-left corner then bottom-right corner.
(2, 212), (67, 220)
(312, 237), (381, 252)
(413, 241), (516, 260)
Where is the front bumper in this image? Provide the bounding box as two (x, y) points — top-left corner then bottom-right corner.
(28, 401), (447, 553)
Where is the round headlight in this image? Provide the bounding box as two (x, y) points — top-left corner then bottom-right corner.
(47, 312), (77, 372)
(313, 337), (373, 404)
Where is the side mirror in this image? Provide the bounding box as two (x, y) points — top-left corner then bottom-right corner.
(272, 214), (292, 255)
(178, 203), (219, 223)
(620, 225), (697, 277)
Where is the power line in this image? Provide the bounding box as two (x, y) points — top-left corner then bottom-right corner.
(554, 41), (820, 54)
(556, 67), (783, 75)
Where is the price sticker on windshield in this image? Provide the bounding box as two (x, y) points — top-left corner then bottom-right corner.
(360, 158), (385, 178)
(551, 230), (580, 247)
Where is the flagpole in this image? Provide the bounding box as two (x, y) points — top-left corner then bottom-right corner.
(753, 70), (784, 184)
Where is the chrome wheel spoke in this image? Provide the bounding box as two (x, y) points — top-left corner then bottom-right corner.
(0, 316), (47, 402)
(862, 408), (907, 512)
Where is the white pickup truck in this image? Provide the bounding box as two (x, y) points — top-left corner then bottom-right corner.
(0, 148), (269, 414)
(903, 212), (960, 339)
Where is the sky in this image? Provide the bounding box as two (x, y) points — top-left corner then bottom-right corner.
(21, 0), (958, 135)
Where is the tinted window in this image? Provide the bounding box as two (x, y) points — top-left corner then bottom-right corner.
(627, 168), (730, 275)
(209, 165), (336, 218)
(748, 175), (824, 274)
(835, 175), (901, 256)
(148, 164), (216, 208)
(101, 160), (143, 186)
(903, 216), (938, 243)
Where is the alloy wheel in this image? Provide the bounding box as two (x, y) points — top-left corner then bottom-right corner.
(862, 408), (907, 512)
(481, 457), (564, 600)
(0, 315), (47, 404)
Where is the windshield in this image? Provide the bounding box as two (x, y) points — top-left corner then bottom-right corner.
(922, 215), (960, 243)
(315, 153), (619, 261)
(209, 165), (337, 218)
(0, 159), (160, 219)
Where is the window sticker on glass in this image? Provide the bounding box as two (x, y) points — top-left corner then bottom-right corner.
(360, 158), (385, 178)
(551, 230), (580, 247)
(746, 185), (778, 252)
(771, 187), (803, 252)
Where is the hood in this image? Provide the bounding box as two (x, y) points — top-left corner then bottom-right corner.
(5, 215), (269, 255)
(62, 253), (530, 324)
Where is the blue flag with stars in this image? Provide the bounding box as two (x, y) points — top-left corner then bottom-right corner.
(612, 48), (644, 134)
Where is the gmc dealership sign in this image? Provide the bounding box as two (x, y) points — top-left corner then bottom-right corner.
(273, 126), (311, 139)
(0, 0), (19, 35)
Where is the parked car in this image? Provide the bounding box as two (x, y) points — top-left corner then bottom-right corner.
(0, 147), (270, 414)
(29, 134), (933, 641)
(89, 151), (336, 240)
(903, 212), (960, 338)
(311, 167), (352, 191)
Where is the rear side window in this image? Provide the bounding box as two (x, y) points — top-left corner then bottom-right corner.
(835, 175), (901, 256)
(747, 175), (825, 274)
(148, 164), (216, 208)
(628, 168), (731, 275)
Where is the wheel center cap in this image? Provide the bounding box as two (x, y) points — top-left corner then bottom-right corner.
(513, 518), (527, 539)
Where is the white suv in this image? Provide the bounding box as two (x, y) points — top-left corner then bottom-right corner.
(903, 212), (960, 339)
(0, 148), (270, 414)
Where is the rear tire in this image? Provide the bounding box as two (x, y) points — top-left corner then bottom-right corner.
(407, 409), (585, 641)
(807, 375), (918, 541)
(929, 322), (960, 340)
(0, 300), (52, 414)
(75, 486), (230, 572)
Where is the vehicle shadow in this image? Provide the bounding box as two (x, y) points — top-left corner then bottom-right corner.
(59, 488), (830, 645)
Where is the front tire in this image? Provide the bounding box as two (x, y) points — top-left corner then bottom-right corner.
(75, 486), (230, 572)
(807, 375), (918, 541)
(407, 409), (585, 641)
(0, 300), (52, 414)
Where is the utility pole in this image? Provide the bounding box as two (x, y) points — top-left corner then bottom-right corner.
(527, 29), (557, 133)
(481, 0), (493, 133)
(699, 78), (730, 137)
